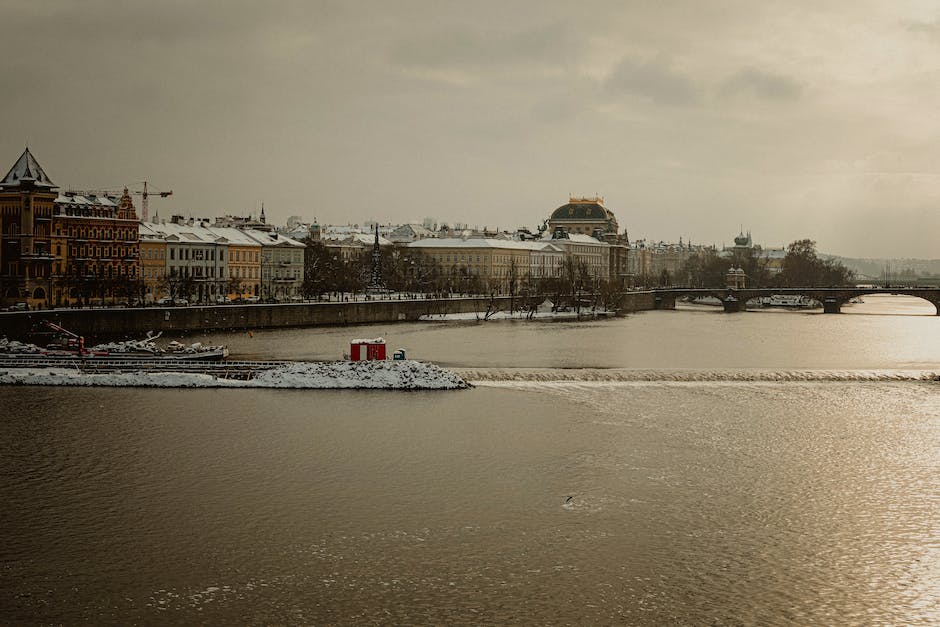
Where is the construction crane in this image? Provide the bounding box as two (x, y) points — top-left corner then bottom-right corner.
(66, 181), (173, 222)
(136, 181), (173, 223)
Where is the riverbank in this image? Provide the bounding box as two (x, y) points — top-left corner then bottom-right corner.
(0, 292), (658, 342)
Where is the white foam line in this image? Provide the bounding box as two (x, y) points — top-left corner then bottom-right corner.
(455, 368), (940, 384)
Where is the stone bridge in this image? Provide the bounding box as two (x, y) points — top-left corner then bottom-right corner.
(650, 287), (940, 314)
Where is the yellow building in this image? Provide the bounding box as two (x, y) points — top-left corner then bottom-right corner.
(408, 238), (564, 291)
(206, 227), (262, 299)
(138, 224), (168, 302)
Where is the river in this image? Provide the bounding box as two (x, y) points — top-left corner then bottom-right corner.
(1, 295), (937, 624)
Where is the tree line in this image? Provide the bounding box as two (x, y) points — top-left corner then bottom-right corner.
(300, 239), (623, 311)
(679, 239), (855, 288)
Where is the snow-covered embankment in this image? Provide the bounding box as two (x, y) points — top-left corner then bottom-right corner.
(0, 360), (470, 390)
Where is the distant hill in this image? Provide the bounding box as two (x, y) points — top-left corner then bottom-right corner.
(827, 256), (940, 283)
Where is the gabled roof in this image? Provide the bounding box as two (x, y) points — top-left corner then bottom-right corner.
(0, 148), (56, 190)
(142, 221), (225, 245)
(241, 228), (306, 248)
(324, 232), (393, 247)
(204, 226), (263, 247)
(55, 193), (118, 207)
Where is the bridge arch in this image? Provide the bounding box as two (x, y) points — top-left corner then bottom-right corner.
(835, 290), (940, 316)
(650, 287), (940, 315)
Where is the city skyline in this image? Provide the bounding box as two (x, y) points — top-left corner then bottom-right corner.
(3, 1), (940, 258)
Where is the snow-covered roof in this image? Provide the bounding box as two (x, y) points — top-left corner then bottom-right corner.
(241, 228), (305, 248)
(141, 221), (224, 245)
(204, 226), (263, 247)
(541, 233), (609, 246)
(323, 232), (393, 246)
(390, 223), (436, 238)
(0, 148), (56, 190)
(409, 238), (563, 252)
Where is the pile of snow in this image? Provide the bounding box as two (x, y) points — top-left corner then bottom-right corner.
(0, 337), (43, 354)
(251, 360), (466, 389)
(90, 338), (160, 353)
(0, 360), (470, 390)
(164, 340), (226, 354)
(87, 338), (226, 355)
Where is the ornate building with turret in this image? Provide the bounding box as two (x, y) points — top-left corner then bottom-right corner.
(0, 148), (57, 308)
(544, 195), (631, 284)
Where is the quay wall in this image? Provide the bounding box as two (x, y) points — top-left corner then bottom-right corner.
(0, 291), (658, 341)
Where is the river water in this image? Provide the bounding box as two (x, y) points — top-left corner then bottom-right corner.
(1, 295), (938, 624)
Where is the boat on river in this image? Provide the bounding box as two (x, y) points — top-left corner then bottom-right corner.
(758, 295), (818, 309)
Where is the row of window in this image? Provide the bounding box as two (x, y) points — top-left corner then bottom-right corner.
(60, 263), (136, 278)
(170, 247), (218, 261)
(230, 267), (259, 279)
(4, 225), (52, 238)
(59, 226), (137, 241)
(228, 249), (261, 263)
(69, 245), (134, 258)
(170, 266), (220, 278)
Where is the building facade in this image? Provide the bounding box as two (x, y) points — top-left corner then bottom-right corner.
(138, 224), (168, 302)
(144, 220), (228, 303)
(0, 149), (57, 309)
(543, 231), (611, 280)
(206, 226), (262, 299)
(242, 229), (305, 301)
(53, 190), (141, 306)
(408, 237), (565, 291)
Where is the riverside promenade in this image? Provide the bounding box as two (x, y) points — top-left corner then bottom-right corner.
(0, 292), (658, 341)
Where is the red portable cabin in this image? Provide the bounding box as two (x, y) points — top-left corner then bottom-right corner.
(349, 338), (386, 361)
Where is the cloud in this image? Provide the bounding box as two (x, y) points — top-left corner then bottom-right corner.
(391, 21), (572, 74)
(603, 56), (701, 105)
(904, 18), (940, 39)
(720, 68), (802, 101)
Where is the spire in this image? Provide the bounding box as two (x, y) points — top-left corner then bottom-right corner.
(260, 203), (266, 224)
(368, 223), (383, 291)
(0, 147), (56, 190)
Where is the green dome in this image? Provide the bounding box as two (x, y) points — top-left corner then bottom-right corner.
(550, 201), (609, 221)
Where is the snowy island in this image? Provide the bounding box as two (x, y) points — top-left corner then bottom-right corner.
(0, 335), (469, 390)
(0, 359), (470, 390)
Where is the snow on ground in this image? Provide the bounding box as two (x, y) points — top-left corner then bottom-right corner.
(419, 309), (616, 321)
(0, 337), (43, 354)
(0, 360), (469, 390)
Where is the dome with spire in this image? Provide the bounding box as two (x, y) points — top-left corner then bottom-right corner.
(733, 230), (752, 248)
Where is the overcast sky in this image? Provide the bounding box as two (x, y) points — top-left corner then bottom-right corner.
(2, 0), (940, 257)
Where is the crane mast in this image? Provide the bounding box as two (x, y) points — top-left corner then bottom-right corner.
(139, 181), (173, 222)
